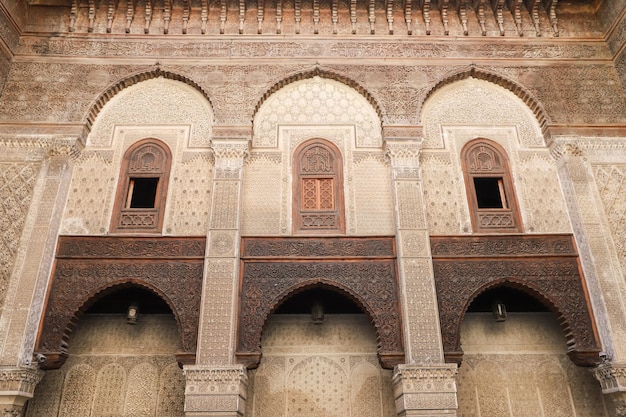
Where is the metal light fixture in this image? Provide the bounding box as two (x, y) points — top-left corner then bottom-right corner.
(311, 300), (324, 324)
(492, 300), (507, 322)
(127, 302), (139, 324)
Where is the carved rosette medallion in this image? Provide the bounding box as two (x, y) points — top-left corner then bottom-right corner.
(36, 236), (205, 369)
(431, 234), (601, 366)
(236, 237), (404, 369)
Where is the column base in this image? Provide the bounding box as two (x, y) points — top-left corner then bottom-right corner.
(183, 365), (248, 417)
(0, 367), (44, 416)
(392, 364), (458, 417)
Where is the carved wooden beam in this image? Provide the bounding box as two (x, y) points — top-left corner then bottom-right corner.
(295, 0), (301, 33)
(332, 0), (339, 34)
(88, 0), (96, 32)
(106, 0), (115, 33)
(458, 0), (470, 35)
(440, 0), (449, 35)
(276, 0), (283, 33)
(144, 0), (152, 33)
(524, 0), (541, 36)
(491, 0), (505, 35)
(507, 0), (523, 36)
(473, 0), (487, 35)
(543, 0), (558, 36)
(182, 0), (190, 33)
(386, 0), (393, 35)
(421, 0), (431, 34)
(201, 0), (208, 33)
(350, 0), (357, 34)
(69, 0), (79, 32)
(220, 0), (227, 34)
(404, 0), (412, 34)
(239, 0), (245, 33)
(313, 0), (320, 33)
(368, 0), (376, 34)
(163, 0), (171, 34)
(125, 0), (134, 33)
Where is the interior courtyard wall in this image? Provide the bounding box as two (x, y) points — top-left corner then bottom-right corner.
(25, 314), (185, 416)
(420, 78), (571, 236)
(243, 77), (394, 236)
(457, 313), (610, 417)
(245, 315), (395, 417)
(61, 77), (215, 236)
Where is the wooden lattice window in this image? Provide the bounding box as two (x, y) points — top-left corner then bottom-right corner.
(461, 138), (522, 233)
(293, 139), (345, 234)
(111, 138), (172, 233)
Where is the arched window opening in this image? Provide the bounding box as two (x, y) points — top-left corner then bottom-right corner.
(275, 288), (363, 316)
(461, 139), (522, 233)
(85, 286), (173, 316)
(293, 139), (345, 234)
(111, 139), (172, 233)
(467, 286), (549, 321)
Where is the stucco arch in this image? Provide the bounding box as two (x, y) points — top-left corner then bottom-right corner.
(420, 66), (550, 132)
(252, 70), (383, 148)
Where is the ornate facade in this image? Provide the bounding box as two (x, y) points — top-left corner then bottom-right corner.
(0, 0), (625, 416)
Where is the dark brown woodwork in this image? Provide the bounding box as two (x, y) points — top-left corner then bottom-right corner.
(461, 138), (522, 233)
(431, 234), (601, 367)
(111, 138), (172, 233)
(36, 236), (205, 369)
(237, 236), (404, 369)
(293, 139), (345, 234)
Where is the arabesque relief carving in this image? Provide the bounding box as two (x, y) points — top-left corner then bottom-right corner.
(431, 234), (601, 367)
(237, 237), (403, 369)
(36, 236), (205, 369)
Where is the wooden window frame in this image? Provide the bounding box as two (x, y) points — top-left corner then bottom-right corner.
(293, 139), (345, 234)
(461, 138), (522, 233)
(111, 138), (172, 234)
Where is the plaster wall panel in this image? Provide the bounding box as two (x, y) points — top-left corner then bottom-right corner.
(242, 152), (283, 236)
(26, 314), (184, 417)
(246, 315), (394, 417)
(457, 313), (608, 417)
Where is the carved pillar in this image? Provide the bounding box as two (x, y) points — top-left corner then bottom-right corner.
(0, 138), (79, 367)
(185, 136), (249, 416)
(385, 127), (458, 416)
(594, 362), (626, 417)
(0, 367), (43, 415)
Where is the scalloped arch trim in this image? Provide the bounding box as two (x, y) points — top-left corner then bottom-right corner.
(421, 67), (550, 132)
(84, 68), (213, 134)
(253, 67), (384, 122)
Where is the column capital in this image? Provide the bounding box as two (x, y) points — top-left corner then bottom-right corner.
(594, 362), (626, 393)
(210, 139), (250, 179)
(384, 139), (423, 179)
(0, 366), (44, 414)
(183, 365), (248, 416)
(392, 364), (458, 416)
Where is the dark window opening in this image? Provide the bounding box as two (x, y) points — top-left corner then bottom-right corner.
(85, 287), (172, 315)
(474, 177), (507, 209)
(127, 178), (159, 208)
(275, 288), (362, 314)
(467, 287), (549, 313)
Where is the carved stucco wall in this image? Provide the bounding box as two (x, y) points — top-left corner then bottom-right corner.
(61, 78), (214, 236)
(421, 77), (571, 235)
(246, 314), (395, 417)
(243, 77), (394, 236)
(26, 314), (185, 417)
(457, 313), (609, 417)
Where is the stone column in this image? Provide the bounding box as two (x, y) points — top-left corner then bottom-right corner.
(184, 134), (250, 417)
(384, 129), (458, 417)
(0, 137), (78, 411)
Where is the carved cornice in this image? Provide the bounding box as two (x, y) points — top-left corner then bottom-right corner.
(36, 236), (205, 369)
(431, 234), (601, 367)
(236, 236), (404, 370)
(0, 137), (83, 160)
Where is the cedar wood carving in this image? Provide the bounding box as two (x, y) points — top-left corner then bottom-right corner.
(431, 234), (601, 367)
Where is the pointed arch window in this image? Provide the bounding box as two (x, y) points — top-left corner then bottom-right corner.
(293, 139), (345, 234)
(461, 138), (522, 233)
(111, 138), (172, 233)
